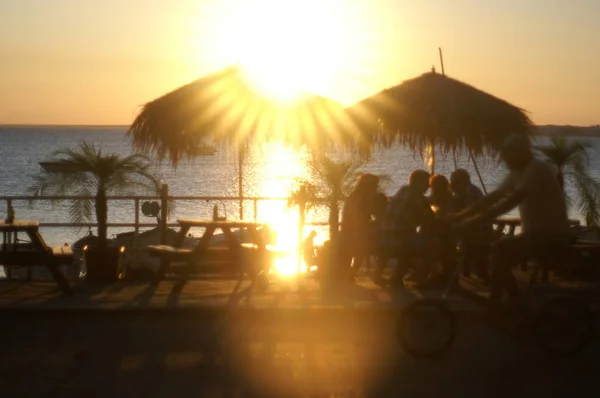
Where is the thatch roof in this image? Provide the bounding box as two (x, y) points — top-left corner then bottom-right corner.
(128, 66), (360, 166)
(346, 71), (534, 155)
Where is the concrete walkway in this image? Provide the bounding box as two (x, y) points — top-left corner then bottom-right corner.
(0, 274), (487, 313)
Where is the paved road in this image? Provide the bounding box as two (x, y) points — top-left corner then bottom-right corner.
(1, 312), (599, 397)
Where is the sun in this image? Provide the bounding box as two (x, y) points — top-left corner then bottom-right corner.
(235, 3), (342, 101)
(233, 0), (347, 101)
(194, 0), (357, 103)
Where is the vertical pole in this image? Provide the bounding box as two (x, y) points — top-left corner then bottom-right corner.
(134, 198), (140, 268)
(452, 148), (458, 170)
(469, 150), (488, 195)
(6, 198), (12, 224)
(439, 47), (445, 75)
(4, 199), (11, 280)
(298, 201), (305, 274)
(238, 145), (244, 220)
(431, 144), (436, 175)
(160, 184), (168, 245)
(253, 199), (258, 222)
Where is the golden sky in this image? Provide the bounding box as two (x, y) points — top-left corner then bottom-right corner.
(0, 0), (598, 125)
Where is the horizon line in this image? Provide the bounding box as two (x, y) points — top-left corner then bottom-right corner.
(0, 124), (129, 129)
(1, 123), (599, 129)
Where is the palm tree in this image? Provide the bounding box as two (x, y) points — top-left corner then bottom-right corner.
(310, 155), (365, 240)
(536, 136), (600, 228)
(29, 142), (160, 248)
(288, 180), (320, 222)
(288, 180), (320, 272)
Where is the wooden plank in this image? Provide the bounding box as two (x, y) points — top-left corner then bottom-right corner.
(148, 245), (193, 261)
(176, 219), (263, 228)
(50, 245), (74, 265)
(148, 245), (236, 263)
(493, 217), (580, 228)
(50, 246), (73, 256)
(0, 220), (40, 231)
(240, 243), (289, 256)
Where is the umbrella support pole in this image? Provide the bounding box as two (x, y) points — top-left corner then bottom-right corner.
(238, 146), (244, 220)
(452, 148), (458, 170)
(469, 150), (488, 195)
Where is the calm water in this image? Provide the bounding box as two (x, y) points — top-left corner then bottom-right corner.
(0, 126), (596, 247)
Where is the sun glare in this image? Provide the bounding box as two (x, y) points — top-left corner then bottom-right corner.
(195, 0), (359, 103)
(236, 1), (346, 101)
(255, 144), (312, 275)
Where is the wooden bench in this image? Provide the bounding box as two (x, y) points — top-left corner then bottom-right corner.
(147, 243), (288, 293)
(239, 243), (289, 257)
(148, 244), (262, 275)
(1, 221), (73, 293)
(1, 244), (74, 267)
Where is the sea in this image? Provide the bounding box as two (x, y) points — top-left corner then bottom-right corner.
(0, 126), (596, 249)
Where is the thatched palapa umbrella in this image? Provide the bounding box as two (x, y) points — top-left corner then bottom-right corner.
(346, 69), (534, 181)
(128, 66), (360, 219)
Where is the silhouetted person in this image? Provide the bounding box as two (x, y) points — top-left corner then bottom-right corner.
(427, 174), (456, 285)
(370, 192), (389, 283)
(340, 173), (380, 281)
(383, 170), (439, 288)
(302, 230), (317, 270)
(449, 134), (572, 314)
(428, 174), (453, 214)
(450, 168), (491, 282)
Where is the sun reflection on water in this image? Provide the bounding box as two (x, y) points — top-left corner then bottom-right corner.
(255, 144), (311, 276)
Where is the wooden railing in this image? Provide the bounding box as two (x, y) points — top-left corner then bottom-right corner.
(0, 186), (330, 236)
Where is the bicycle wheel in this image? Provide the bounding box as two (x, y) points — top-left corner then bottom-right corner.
(398, 299), (455, 358)
(533, 297), (593, 356)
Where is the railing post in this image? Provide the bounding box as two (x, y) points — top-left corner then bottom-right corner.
(6, 198), (12, 221)
(298, 200), (305, 274)
(5, 199), (12, 280)
(160, 184), (168, 245)
(134, 198), (140, 268)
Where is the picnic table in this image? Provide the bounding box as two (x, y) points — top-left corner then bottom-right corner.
(492, 217), (581, 239)
(490, 217), (600, 280)
(0, 220), (72, 294)
(148, 219), (272, 291)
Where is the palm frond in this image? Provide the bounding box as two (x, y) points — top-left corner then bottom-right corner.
(28, 171), (91, 198)
(310, 155), (366, 199)
(288, 180), (320, 212)
(536, 136), (593, 172)
(572, 173), (600, 227)
(570, 161), (600, 227)
(29, 141), (162, 244)
(537, 136), (600, 226)
(68, 198), (94, 225)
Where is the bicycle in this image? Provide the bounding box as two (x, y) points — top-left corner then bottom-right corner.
(396, 245), (595, 358)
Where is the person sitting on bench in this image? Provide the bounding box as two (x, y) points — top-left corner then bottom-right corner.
(449, 168), (492, 283)
(382, 170), (440, 288)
